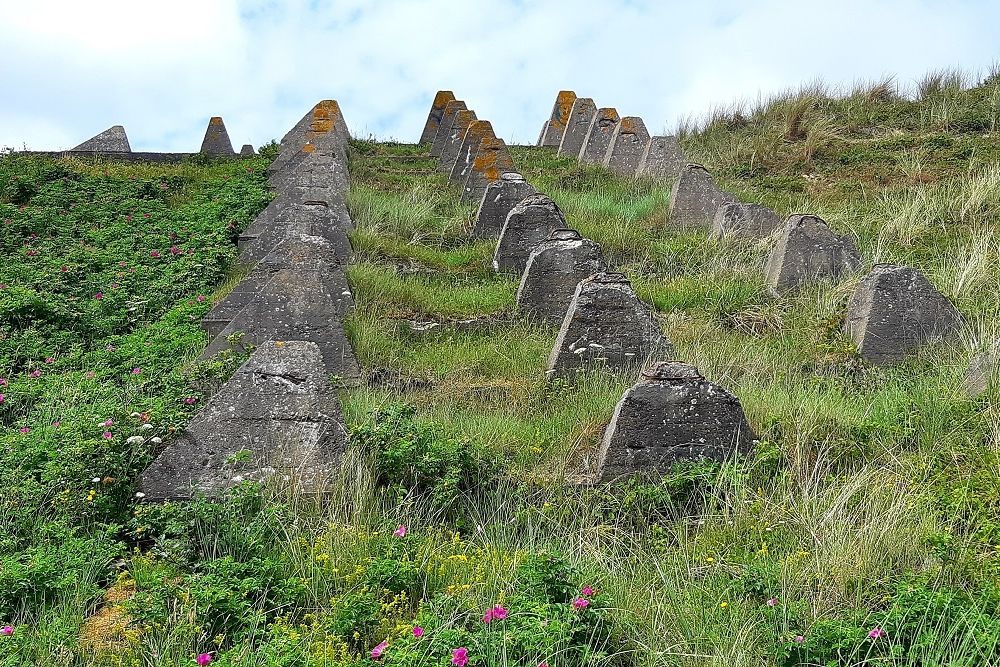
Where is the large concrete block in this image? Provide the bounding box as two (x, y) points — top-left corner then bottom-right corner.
(419, 90), (456, 145)
(539, 90), (577, 147)
(429, 100), (467, 157)
(471, 173), (536, 239)
(546, 273), (673, 379)
(268, 148), (350, 194)
(201, 269), (360, 383)
(493, 193), (567, 275)
(596, 362), (756, 482)
(240, 144), (256, 156)
(845, 264), (963, 365)
(711, 202), (783, 240)
(579, 108), (620, 164)
(200, 116), (235, 155)
(271, 100), (350, 173)
(667, 164), (736, 229)
(516, 229), (607, 324)
(72, 126), (131, 152)
(765, 214), (861, 293)
(460, 136), (517, 204)
(437, 110), (478, 173)
(449, 120), (495, 184)
(603, 117), (650, 177)
(240, 200), (353, 265)
(638, 135), (685, 180)
(139, 341), (346, 500)
(557, 98), (597, 159)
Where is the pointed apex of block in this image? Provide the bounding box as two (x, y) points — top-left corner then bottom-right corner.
(72, 125), (131, 152)
(200, 116), (235, 154)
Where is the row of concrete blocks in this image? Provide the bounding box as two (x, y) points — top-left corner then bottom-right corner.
(668, 162), (966, 367)
(70, 117), (255, 156)
(417, 91), (522, 204)
(138, 100), (358, 501)
(466, 172), (755, 482)
(534, 90), (687, 179)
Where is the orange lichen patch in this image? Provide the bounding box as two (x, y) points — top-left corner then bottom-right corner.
(209, 116), (224, 125)
(552, 90), (577, 129)
(308, 119), (334, 134)
(302, 143), (316, 153)
(79, 577), (136, 656)
(620, 117), (636, 133)
(432, 90), (456, 107)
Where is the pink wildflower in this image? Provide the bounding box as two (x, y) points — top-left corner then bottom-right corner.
(371, 640), (388, 660)
(483, 605), (508, 624)
(61, 266), (68, 273)
(0, 394), (4, 404)
(52, 421), (60, 428)
(150, 250), (161, 258)
(119, 261), (127, 268)
(197, 295), (206, 303)
(169, 246), (180, 255)
(412, 626), (424, 638)
(85, 371), (95, 379)
(0, 378), (6, 386)
(581, 586), (595, 597)
(0, 626), (12, 636)
(94, 292), (103, 300)
(572, 597), (589, 610)
(45, 357), (55, 364)
(794, 635), (805, 644)
(131, 368), (141, 375)
(868, 627), (886, 640)
(106, 344), (116, 352)
(29, 370), (41, 378)
(196, 654), (213, 666)
(103, 419), (113, 427)
(393, 524), (407, 538)
(19, 427), (30, 434)
(766, 597), (778, 607)
(103, 432), (113, 440)
(183, 397), (198, 405)
(451, 647), (469, 667)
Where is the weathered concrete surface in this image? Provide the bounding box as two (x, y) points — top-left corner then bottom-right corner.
(72, 126), (131, 152)
(240, 199), (353, 265)
(638, 135), (685, 179)
(516, 229), (607, 324)
(596, 362), (757, 482)
(558, 98), (597, 158)
(493, 193), (567, 275)
(203, 233), (354, 339)
(240, 144), (256, 156)
(139, 341), (346, 501)
(429, 100), (467, 157)
(268, 148), (350, 193)
(540, 90), (578, 147)
(579, 108), (620, 164)
(603, 117), (650, 177)
(201, 269), (361, 383)
(536, 121), (550, 147)
(241, 189), (351, 258)
(449, 120), (495, 184)
(461, 136), (517, 204)
(765, 214), (861, 293)
(419, 90), (456, 145)
(546, 273), (673, 379)
(437, 109), (478, 173)
(270, 100), (350, 172)
(845, 264), (963, 365)
(667, 164), (736, 229)
(471, 173), (536, 239)
(711, 202), (783, 240)
(200, 117), (235, 155)
(965, 345), (998, 397)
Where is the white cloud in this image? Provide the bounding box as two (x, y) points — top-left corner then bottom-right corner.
(1, 0), (997, 151)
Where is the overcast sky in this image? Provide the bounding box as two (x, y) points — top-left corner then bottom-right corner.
(1, 0), (998, 151)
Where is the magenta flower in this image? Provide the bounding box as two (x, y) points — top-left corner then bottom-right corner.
(197, 295), (206, 303)
(572, 597), (589, 610)
(131, 368), (141, 375)
(61, 266), (68, 272)
(150, 250), (161, 258)
(183, 397), (198, 405)
(29, 370), (41, 378)
(19, 427), (30, 434)
(451, 647), (469, 667)
(794, 635), (805, 644)
(103, 419), (113, 427)
(482, 605), (508, 624)
(45, 357), (55, 364)
(766, 597), (778, 607)
(102, 432), (113, 440)
(371, 640), (388, 660)
(170, 246), (181, 255)
(0, 625), (12, 636)
(0, 394), (4, 404)
(52, 421), (61, 428)
(581, 586), (595, 597)
(0, 378), (6, 386)
(119, 261), (127, 268)
(412, 626), (424, 638)
(868, 627), (886, 640)
(94, 292), (103, 300)
(106, 344), (116, 352)
(393, 524), (407, 538)
(196, 654), (213, 666)
(85, 371), (95, 379)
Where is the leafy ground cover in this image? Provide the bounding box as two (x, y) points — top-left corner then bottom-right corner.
(3, 69), (1000, 666)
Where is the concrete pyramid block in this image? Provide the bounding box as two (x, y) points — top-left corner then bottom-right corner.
(449, 120), (495, 184)
(516, 229), (608, 324)
(535, 121), (550, 147)
(437, 110), (478, 173)
(603, 116), (650, 177)
(429, 100), (467, 157)
(558, 98), (597, 158)
(461, 136), (517, 204)
(711, 202), (783, 240)
(667, 164), (736, 229)
(139, 341), (346, 500)
(200, 269), (360, 383)
(845, 264), (963, 365)
(240, 144), (256, 156)
(596, 362), (756, 482)
(271, 100), (350, 172)
(268, 148), (350, 194)
(240, 199), (353, 265)
(419, 90), (456, 144)
(638, 135), (685, 179)
(71, 125), (131, 152)
(765, 214), (861, 293)
(546, 273), (673, 379)
(539, 90), (577, 147)
(200, 116), (235, 155)
(579, 108), (620, 164)
(493, 193), (567, 275)
(471, 173), (536, 239)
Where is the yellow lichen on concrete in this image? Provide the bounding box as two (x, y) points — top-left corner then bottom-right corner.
(553, 90), (577, 129)
(302, 143), (316, 153)
(209, 116), (224, 125)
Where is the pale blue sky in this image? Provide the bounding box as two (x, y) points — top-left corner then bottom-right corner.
(1, 0), (998, 151)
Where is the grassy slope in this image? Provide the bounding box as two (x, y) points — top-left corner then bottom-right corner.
(2, 72), (1000, 666)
